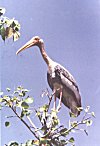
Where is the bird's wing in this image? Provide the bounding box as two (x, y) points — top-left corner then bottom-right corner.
(54, 64), (79, 91)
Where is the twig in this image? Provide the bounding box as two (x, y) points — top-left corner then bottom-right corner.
(54, 117), (91, 138)
(3, 99), (39, 140)
(11, 106), (39, 140)
(6, 115), (17, 118)
(47, 89), (58, 112)
(47, 95), (52, 112)
(64, 117), (91, 135)
(26, 116), (42, 137)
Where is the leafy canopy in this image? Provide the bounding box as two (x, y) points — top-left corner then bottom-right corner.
(0, 87), (95, 146)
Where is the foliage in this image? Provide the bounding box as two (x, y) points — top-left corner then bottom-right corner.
(0, 7), (20, 41)
(0, 86), (95, 146)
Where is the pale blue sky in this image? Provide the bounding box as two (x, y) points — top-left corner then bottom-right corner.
(1, 0), (100, 146)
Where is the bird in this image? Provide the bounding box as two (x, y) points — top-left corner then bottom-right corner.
(16, 36), (82, 116)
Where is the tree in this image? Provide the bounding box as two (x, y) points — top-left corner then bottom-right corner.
(0, 86), (95, 146)
(0, 7), (95, 146)
(0, 7), (20, 42)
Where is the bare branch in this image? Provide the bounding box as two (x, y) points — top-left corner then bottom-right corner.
(26, 116), (42, 137)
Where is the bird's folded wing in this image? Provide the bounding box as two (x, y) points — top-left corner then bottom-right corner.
(55, 64), (79, 91)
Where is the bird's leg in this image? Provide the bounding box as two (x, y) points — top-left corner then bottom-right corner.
(54, 94), (56, 110)
(52, 89), (56, 110)
(57, 87), (63, 111)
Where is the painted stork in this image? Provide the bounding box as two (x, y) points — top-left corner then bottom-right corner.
(16, 36), (82, 116)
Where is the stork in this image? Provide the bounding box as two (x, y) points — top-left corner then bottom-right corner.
(16, 36), (82, 116)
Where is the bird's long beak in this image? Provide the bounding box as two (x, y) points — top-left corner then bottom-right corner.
(16, 38), (35, 55)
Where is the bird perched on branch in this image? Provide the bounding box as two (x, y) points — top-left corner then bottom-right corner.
(16, 36), (82, 116)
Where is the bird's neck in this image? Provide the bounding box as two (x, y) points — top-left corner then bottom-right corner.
(38, 43), (54, 66)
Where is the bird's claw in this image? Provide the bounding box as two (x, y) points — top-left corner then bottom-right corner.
(57, 105), (61, 111)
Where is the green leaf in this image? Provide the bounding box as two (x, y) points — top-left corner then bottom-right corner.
(3, 95), (10, 100)
(20, 111), (24, 118)
(60, 128), (69, 136)
(5, 27), (13, 38)
(0, 7), (6, 16)
(13, 32), (20, 41)
(60, 140), (67, 145)
(0, 26), (6, 41)
(5, 121), (10, 127)
(86, 120), (93, 126)
(0, 91), (3, 96)
(13, 20), (20, 26)
(17, 86), (23, 90)
(6, 88), (11, 92)
(14, 26), (19, 31)
(0, 98), (3, 102)
(39, 104), (49, 112)
(25, 140), (33, 146)
(69, 137), (75, 143)
(91, 112), (96, 118)
(24, 97), (34, 104)
(19, 92), (24, 97)
(21, 101), (29, 109)
(51, 109), (57, 117)
(4, 18), (11, 25)
(52, 117), (59, 127)
(69, 112), (76, 118)
(11, 20), (17, 28)
(32, 140), (39, 145)
(9, 141), (19, 146)
(20, 109), (31, 118)
(14, 90), (19, 94)
(60, 128), (68, 133)
(21, 91), (26, 97)
(71, 121), (78, 127)
(40, 137), (48, 144)
(41, 125), (47, 132)
(23, 89), (29, 92)
(13, 96), (18, 101)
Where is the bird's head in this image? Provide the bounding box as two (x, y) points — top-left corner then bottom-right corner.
(16, 36), (44, 55)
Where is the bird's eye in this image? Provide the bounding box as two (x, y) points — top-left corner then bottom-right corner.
(35, 38), (38, 40)
(34, 37), (40, 41)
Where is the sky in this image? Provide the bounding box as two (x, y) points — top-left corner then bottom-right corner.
(0, 0), (100, 145)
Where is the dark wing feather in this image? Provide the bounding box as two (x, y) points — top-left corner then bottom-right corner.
(55, 65), (79, 91)
(47, 63), (82, 116)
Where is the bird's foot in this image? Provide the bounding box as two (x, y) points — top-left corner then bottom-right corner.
(57, 105), (61, 111)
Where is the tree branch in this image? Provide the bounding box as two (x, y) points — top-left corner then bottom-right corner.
(3, 99), (39, 140)
(26, 116), (42, 137)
